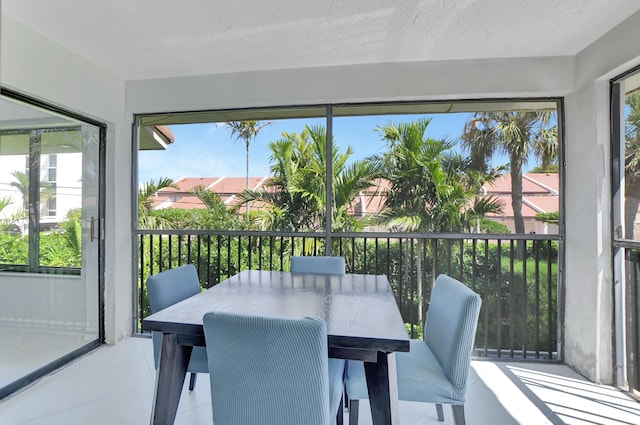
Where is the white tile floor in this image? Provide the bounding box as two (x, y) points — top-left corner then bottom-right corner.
(1, 336), (639, 425)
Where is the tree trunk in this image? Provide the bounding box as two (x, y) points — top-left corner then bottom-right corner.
(510, 152), (525, 234)
(510, 152), (526, 258)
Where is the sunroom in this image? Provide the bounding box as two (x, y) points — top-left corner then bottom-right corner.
(1, 1), (640, 424)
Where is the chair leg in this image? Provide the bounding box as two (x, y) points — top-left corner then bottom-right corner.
(451, 405), (466, 425)
(344, 386), (350, 408)
(336, 396), (344, 425)
(188, 372), (197, 391)
(349, 399), (359, 425)
(435, 403), (444, 421)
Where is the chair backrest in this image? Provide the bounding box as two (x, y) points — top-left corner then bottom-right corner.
(290, 256), (346, 275)
(147, 264), (201, 313)
(203, 312), (332, 425)
(424, 274), (482, 391)
(147, 264), (202, 369)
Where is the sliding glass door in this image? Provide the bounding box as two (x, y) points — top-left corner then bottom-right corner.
(0, 90), (104, 399)
(612, 68), (640, 398)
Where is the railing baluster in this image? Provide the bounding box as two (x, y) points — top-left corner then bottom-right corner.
(139, 234), (145, 325)
(409, 237), (415, 338)
(351, 237), (356, 272)
(497, 239), (502, 358)
(362, 238), (367, 274)
(158, 234), (163, 273)
(196, 235), (201, 278)
(522, 240), (528, 359)
(269, 236), (274, 270)
(509, 240), (515, 358)
(177, 235), (182, 266)
(535, 239), (540, 359)
(433, 239), (439, 277)
(149, 234), (154, 277)
(206, 235), (211, 288)
(446, 239), (452, 276)
(399, 237), (404, 320)
(226, 235), (231, 278)
(290, 236), (294, 260)
(216, 234), (221, 284)
(458, 238), (464, 281)
(237, 235), (242, 271)
(547, 239), (554, 359)
(374, 238), (379, 274)
(167, 234), (172, 269)
(422, 238), (427, 309)
(187, 234), (192, 265)
(386, 238), (390, 286)
(483, 239), (489, 357)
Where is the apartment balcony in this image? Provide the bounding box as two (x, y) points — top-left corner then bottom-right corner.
(1, 336), (639, 425)
(137, 231), (560, 360)
(3, 2), (640, 424)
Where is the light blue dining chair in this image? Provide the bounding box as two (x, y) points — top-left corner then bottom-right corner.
(291, 255), (346, 274)
(203, 312), (346, 425)
(344, 274), (482, 425)
(147, 264), (209, 391)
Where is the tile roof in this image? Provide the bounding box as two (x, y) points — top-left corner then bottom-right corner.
(150, 173), (560, 220)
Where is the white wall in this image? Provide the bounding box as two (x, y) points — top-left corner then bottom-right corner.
(127, 56), (574, 113)
(564, 9), (640, 383)
(564, 81), (612, 383)
(1, 16), (130, 344)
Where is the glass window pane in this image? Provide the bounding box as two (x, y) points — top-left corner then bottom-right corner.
(332, 103), (559, 235)
(137, 101), (559, 236)
(137, 111), (326, 232)
(624, 75), (640, 241)
(0, 149), (28, 262)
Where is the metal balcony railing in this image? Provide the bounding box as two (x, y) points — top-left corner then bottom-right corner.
(135, 230), (560, 361)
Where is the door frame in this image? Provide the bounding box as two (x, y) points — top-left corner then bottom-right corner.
(0, 87), (106, 400)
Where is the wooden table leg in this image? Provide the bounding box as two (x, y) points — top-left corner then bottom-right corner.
(150, 333), (193, 425)
(364, 351), (399, 425)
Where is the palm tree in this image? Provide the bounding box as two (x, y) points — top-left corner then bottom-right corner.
(624, 92), (640, 239)
(10, 171), (31, 212)
(461, 111), (557, 234)
(10, 170), (55, 213)
(226, 120), (271, 217)
(239, 124), (380, 233)
(138, 177), (177, 228)
(372, 119), (503, 233)
(371, 119), (503, 323)
(188, 185), (240, 230)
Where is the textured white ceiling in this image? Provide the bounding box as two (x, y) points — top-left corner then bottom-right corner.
(3, 0), (640, 81)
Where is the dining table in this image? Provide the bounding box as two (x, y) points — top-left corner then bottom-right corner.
(142, 269), (410, 425)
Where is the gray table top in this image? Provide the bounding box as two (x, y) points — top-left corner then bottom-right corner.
(143, 270), (410, 354)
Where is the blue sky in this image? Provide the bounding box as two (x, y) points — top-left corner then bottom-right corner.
(138, 113), (485, 184)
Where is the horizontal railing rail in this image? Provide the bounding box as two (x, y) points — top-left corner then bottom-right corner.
(135, 230), (560, 361)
